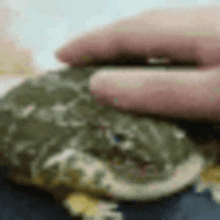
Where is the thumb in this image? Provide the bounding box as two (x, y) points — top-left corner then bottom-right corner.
(90, 66), (220, 122)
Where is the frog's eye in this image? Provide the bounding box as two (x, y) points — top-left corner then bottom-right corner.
(113, 134), (126, 143)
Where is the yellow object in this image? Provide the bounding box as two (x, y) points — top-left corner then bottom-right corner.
(82, 55), (91, 62)
(65, 193), (99, 217)
(200, 165), (220, 184)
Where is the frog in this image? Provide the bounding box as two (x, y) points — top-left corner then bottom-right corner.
(0, 65), (220, 219)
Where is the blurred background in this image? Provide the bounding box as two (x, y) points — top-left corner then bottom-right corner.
(0, 0), (220, 76)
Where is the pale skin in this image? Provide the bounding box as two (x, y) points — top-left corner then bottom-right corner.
(56, 5), (220, 123)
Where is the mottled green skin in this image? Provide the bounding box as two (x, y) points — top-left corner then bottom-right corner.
(0, 66), (218, 201)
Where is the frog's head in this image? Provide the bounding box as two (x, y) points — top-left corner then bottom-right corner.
(61, 107), (208, 201)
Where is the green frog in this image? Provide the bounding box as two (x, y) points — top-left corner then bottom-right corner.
(0, 66), (219, 219)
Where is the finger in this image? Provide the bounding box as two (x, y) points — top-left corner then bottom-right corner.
(56, 6), (220, 67)
(90, 66), (220, 122)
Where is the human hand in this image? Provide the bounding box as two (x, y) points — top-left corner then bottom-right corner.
(56, 6), (220, 122)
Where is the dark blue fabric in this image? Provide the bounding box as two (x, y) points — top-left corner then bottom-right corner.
(1, 166), (220, 220)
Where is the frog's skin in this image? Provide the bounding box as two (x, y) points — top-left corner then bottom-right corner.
(0, 66), (219, 208)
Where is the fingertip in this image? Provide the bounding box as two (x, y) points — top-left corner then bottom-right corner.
(90, 70), (117, 106)
(90, 72), (104, 95)
(55, 41), (78, 63)
(55, 49), (67, 62)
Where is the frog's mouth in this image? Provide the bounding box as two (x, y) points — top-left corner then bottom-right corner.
(79, 133), (205, 201)
(107, 153), (172, 182)
(86, 143), (175, 185)
(102, 152), (205, 201)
